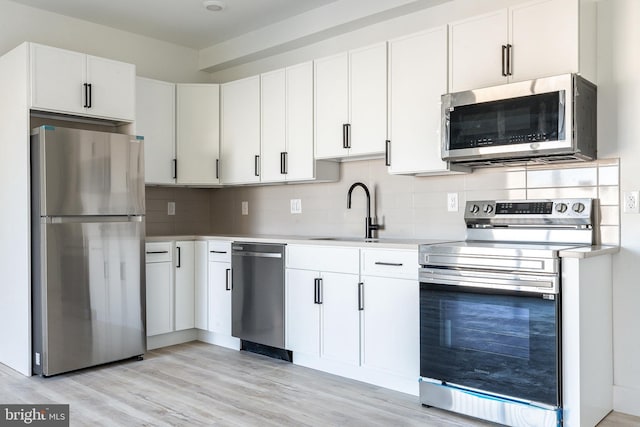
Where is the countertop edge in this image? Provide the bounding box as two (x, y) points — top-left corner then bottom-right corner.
(559, 245), (620, 259)
(144, 234), (432, 250)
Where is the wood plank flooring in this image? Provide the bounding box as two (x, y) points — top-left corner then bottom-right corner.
(0, 341), (636, 426)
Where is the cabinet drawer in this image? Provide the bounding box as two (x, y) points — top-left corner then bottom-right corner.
(361, 249), (418, 280)
(287, 244), (359, 274)
(145, 242), (173, 263)
(208, 241), (231, 262)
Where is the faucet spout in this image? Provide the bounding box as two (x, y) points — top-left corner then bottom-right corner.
(347, 182), (379, 239)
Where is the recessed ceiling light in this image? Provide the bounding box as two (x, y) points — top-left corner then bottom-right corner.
(203, 0), (226, 12)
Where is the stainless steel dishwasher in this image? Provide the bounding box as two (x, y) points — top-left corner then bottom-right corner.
(231, 242), (286, 351)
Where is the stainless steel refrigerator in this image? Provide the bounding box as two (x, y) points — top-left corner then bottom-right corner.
(31, 125), (146, 376)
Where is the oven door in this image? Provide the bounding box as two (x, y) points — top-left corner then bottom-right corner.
(420, 281), (560, 407)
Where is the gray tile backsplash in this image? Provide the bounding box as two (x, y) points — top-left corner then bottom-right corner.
(146, 158), (620, 246)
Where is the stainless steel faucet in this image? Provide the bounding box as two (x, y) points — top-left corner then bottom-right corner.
(347, 182), (380, 239)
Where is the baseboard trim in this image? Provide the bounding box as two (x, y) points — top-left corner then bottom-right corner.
(614, 385), (640, 417)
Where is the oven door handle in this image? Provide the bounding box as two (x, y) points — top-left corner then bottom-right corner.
(419, 269), (558, 293)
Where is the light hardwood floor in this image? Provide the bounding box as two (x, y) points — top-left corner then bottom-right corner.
(0, 342), (636, 426)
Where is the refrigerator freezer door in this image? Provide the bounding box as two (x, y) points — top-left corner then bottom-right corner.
(32, 217), (146, 376)
(32, 126), (144, 216)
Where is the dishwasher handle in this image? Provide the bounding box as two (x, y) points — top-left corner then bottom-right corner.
(232, 251), (282, 258)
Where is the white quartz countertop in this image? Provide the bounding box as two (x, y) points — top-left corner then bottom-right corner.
(559, 245), (620, 258)
(145, 234), (446, 250)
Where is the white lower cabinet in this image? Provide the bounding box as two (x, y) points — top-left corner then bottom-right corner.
(286, 268), (360, 366)
(174, 241), (195, 331)
(145, 242), (174, 337)
(145, 241), (195, 336)
(286, 244), (419, 395)
(198, 240), (238, 350)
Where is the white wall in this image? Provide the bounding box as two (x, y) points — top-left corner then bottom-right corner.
(597, 0), (640, 417)
(0, 0), (208, 83)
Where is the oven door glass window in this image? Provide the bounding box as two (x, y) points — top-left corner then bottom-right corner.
(448, 91), (562, 150)
(420, 283), (559, 407)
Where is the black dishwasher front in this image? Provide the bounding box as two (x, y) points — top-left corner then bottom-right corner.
(231, 242), (286, 350)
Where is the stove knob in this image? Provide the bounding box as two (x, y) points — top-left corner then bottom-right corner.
(469, 204), (480, 214)
(572, 202), (586, 213)
(555, 203), (568, 213)
(483, 204), (494, 214)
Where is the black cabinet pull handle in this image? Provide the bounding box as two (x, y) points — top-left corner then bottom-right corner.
(216, 159), (219, 180)
(87, 83), (92, 108)
(506, 44), (513, 76)
(501, 45), (508, 77)
(146, 250), (169, 254)
(314, 278), (323, 304)
(374, 261), (403, 267)
(83, 83), (89, 108)
(209, 250), (228, 254)
(342, 123), (351, 149)
(176, 246), (181, 268)
(358, 282), (364, 311)
(172, 159), (177, 179)
(385, 140), (391, 166)
(254, 155), (260, 177)
(226, 268), (232, 291)
(280, 152), (288, 175)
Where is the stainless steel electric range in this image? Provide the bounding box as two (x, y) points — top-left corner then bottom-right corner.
(418, 198), (599, 427)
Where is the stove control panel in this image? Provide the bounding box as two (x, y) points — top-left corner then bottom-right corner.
(465, 198), (594, 224)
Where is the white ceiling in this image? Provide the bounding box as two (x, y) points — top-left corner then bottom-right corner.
(8, 0), (341, 49)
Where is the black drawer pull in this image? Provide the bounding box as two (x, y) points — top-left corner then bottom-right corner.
(146, 250), (169, 254)
(374, 262), (403, 267)
(210, 250), (228, 254)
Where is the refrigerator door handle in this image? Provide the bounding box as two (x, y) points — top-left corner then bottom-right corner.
(45, 215), (144, 224)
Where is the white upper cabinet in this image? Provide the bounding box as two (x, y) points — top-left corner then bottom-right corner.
(315, 42), (387, 159)
(261, 62), (318, 183)
(449, 0), (595, 93)
(30, 43), (135, 121)
(176, 84), (220, 185)
(221, 76), (261, 185)
(136, 77), (176, 185)
(260, 68), (287, 183)
(387, 26), (465, 176)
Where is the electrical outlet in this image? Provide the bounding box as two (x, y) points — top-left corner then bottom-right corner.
(167, 202), (175, 216)
(447, 193), (459, 212)
(624, 191), (640, 213)
(241, 201), (249, 216)
(290, 199), (302, 214)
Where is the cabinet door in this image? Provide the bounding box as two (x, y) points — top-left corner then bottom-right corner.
(285, 269), (320, 354)
(86, 55), (135, 121)
(314, 53), (349, 159)
(208, 261), (232, 335)
(349, 43), (387, 157)
(145, 261), (173, 336)
(360, 276), (419, 378)
(30, 44), (85, 115)
(176, 84), (220, 185)
(221, 76), (261, 184)
(260, 69), (287, 183)
(175, 241), (195, 331)
(388, 27), (451, 175)
(285, 62), (314, 181)
(509, 0), (578, 82)
(136, 77), (175, 184)
(449, 9), (508, 92)
(194, 241), (208, 330)
(321, 272), (360, 366)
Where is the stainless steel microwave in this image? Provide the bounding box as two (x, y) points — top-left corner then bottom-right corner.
(441, 74), (597, 167)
